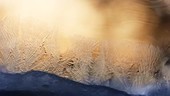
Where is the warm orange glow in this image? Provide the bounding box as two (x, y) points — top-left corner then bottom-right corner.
(0, 1), (167, 92)
(0, 0), (108, 53)
(0, 0), (157, 53)
(18, 0), (57, 23)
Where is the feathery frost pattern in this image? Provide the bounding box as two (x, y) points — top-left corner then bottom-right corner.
(0, 16), (165, 92)
(0, 0), (170, 94)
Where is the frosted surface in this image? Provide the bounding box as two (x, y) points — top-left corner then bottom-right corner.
(0, 0), (170, 94)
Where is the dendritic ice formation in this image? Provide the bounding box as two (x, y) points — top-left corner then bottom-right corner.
(0, 22), (167, 93)
(0, 0), (170, 94)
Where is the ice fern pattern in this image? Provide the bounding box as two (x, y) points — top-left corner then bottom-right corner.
(0, 16), (166, 92)
(0, 0), (170, 94)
